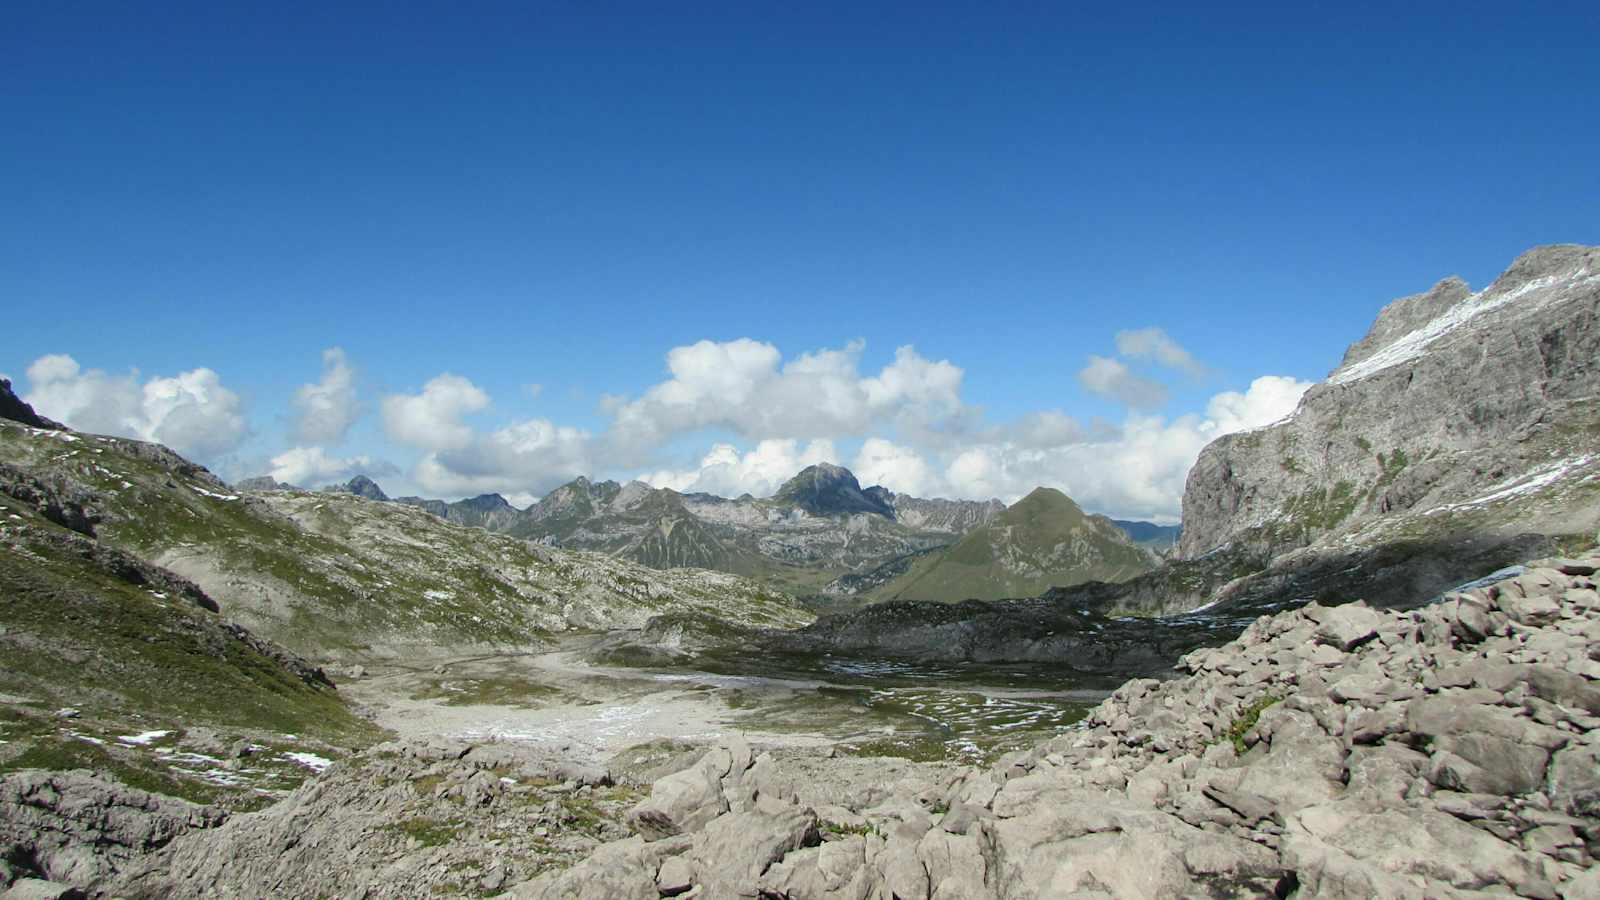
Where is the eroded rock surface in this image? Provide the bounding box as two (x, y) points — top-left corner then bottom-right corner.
(522, 548), (1600, 898)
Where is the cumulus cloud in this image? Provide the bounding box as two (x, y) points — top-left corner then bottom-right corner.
(371, 337), (1310, 521)
(381, 374), (490, 452)
(604, 340), (964, 460)
(1077, 355), (1170, 409)
(268, 446), (396, 487)
(641, 439), (838, 497)
(852, 437), (937, 497)
(412, 417), (593, 497)
(292, 347), (360, 445)
(1205, 375), (1313, 434)
(813, 375), (1314, 522)
(25, 354), (248, 460)
(1114, 327), (1208, 377)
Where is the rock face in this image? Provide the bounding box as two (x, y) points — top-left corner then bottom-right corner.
(1180, 244), (1600, 561)
(0, 771), (225, 894)
(0, 378), (65, 430)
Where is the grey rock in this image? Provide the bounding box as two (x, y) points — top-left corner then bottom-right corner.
(1, 880), (86, 900)
(1310, 602), (1384, 651)
(0, 770), (225, 893)
(1179, 244), (1600, 564)
(654, 855), (695, 896)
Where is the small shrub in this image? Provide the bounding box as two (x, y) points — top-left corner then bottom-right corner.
(1222, 694), (1282, 755)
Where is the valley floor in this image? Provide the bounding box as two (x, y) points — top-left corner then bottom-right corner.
(341, 634), (1110, 765)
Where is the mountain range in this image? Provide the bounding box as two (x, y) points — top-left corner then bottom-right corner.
(310, 461), (1163, 603)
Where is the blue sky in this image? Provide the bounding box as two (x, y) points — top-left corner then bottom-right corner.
(4, 1), (1597, 521)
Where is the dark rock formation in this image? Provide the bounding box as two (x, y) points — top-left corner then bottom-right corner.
(771, 463), (895, 518)
(0, 378), (64, 430)
(326, 475), (389, 502)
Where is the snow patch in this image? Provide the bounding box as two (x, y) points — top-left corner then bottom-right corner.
(1329, 270), (1587, 386)
(1426, 455), (1596, 515)
(119, 729), (173, 745)
(191, 486), (240, 501)
(282, 751), (335, 772)
(424, 589), (456, 602)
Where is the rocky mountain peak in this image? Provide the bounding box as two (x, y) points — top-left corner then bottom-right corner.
(329, 475), (389, 502)
(457, 493), (512, 513)
(1179, 242), (1600, 561)
(771, 463), (895, 519)
(236, 476), (295, 492)
(0, 377), (65, 430)
(1339, 275), (1472, 369)
(1007, 486), (1084, 520)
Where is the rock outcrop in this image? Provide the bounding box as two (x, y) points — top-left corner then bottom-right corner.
(518, 546), (1600, 898)
(1180, 244), (1600, 561)
(0, 378), (64, 430)
(0, 770), (226, 894)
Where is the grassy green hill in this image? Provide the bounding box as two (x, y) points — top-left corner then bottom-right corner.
(870, 488), (1157, 603)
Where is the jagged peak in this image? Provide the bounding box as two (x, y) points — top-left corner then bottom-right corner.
(1339, 276), (1473, 370)
(325, 475), (389, 502)
(772, 463), (895, 519)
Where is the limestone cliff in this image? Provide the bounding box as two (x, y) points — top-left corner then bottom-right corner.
(1179, 244), (1600, 561)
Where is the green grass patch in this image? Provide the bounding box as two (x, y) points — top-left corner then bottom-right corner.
(386, 817), (460, 848)
(822, 819), (880, 838)
(1222, 694), (1282, 755)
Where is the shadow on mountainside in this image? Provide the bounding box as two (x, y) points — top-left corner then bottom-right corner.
(758, 529), (1575, 677)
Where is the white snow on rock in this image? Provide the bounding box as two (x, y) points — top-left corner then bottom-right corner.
(283, 751), (335, 772)
(1329, 268), (1597, 386)
(1425, 454), (1597, 515)
(119, 729), (173, 745)
(191, 486), (240, 501)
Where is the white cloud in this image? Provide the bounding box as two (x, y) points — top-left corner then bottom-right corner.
(604, 339), (964, 460)
(25, 354), (247, 460)
(292, 347), (360, 445)
(381, 374), (490, 452)
(369, 338), (1311, 520)
(268, 446), (394, 487)
(1204, 375), (1313, 434)
(641, 439), (838, 497)
(812, 376), (1314, 522)
(852, 437), (937, 497)
(413, 417), (593, 497)
(1115, 327), (1208, 377)
(1077, 355), (1170, 409)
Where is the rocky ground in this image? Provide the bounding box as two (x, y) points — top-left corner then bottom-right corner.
(4, 546), (1596, 898)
